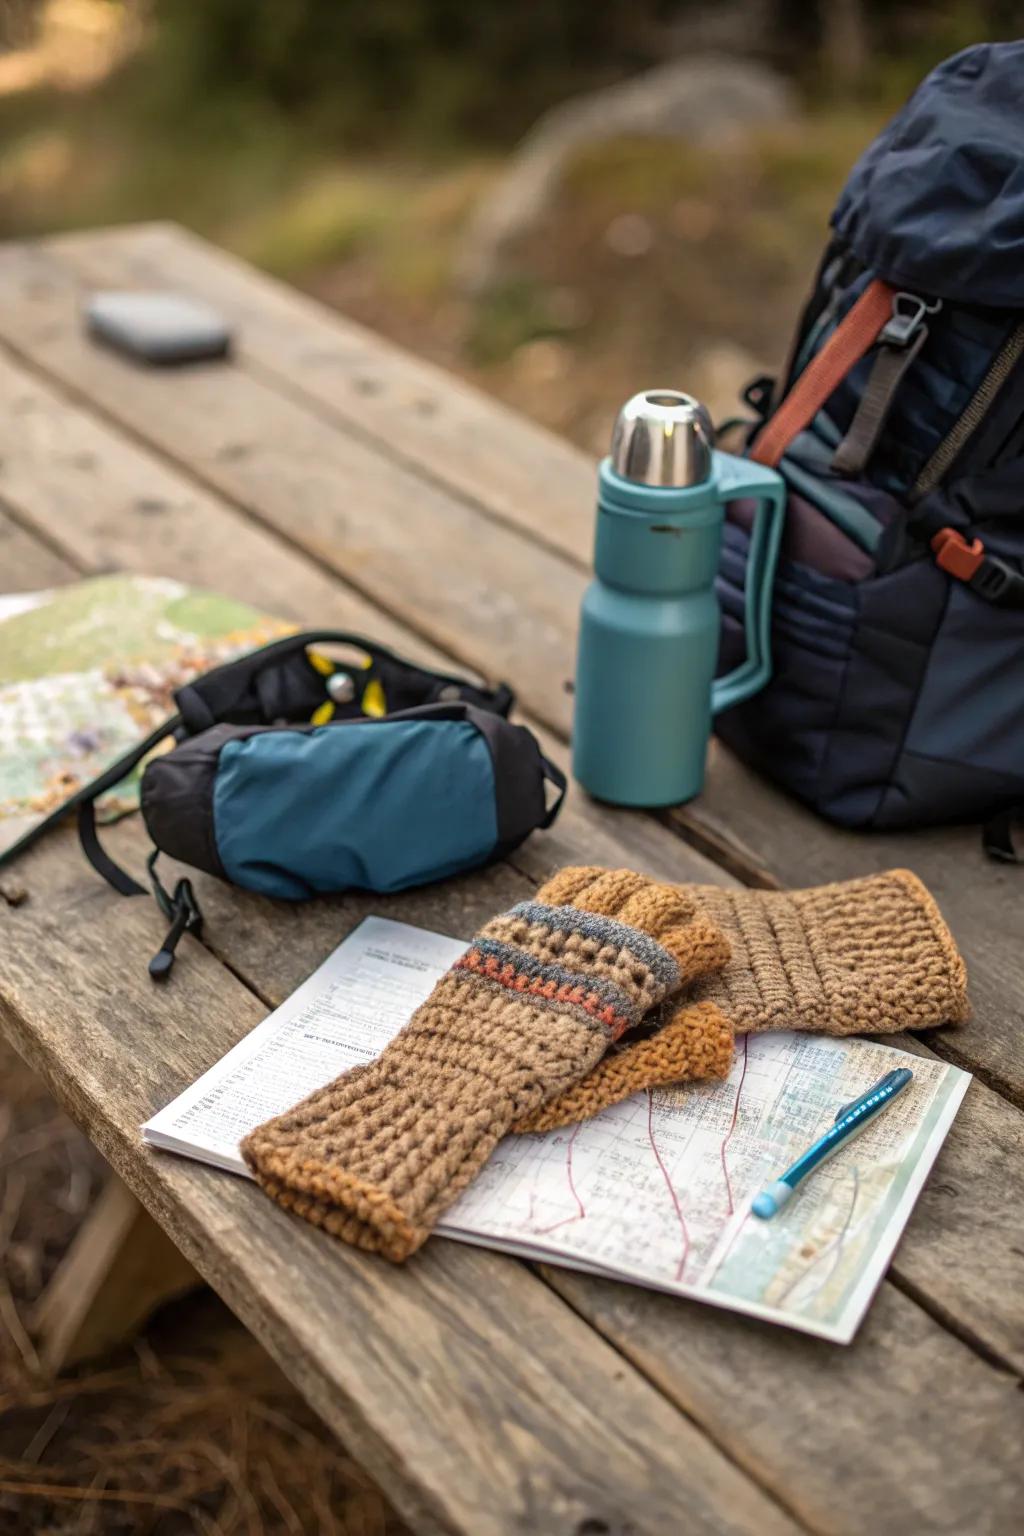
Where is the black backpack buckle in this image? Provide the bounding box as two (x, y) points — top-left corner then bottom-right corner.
(931, 527), (1024, 609)
(970, 552), (1024, 607)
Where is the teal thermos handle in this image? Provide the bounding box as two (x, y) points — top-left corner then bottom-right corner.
(710, 457), (787, 714)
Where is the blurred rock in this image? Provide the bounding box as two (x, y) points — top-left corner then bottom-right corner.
(604, 213), (655, 257)
(457, 55), (795, 294)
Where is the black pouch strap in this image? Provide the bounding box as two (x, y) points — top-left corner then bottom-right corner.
(77, 800), (146, 896)
(70, 713), (184, 895)
(146, 851), (204, 980)
(539, 754), (568, 828)
(77, 805), (205, 980)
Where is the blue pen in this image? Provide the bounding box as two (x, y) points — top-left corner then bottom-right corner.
(751, 1066), (914, 1219)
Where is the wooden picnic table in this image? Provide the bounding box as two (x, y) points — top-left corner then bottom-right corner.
(0, 223), (1021, 1536)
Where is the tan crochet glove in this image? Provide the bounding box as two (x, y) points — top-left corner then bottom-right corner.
(241, 867), (730, 1261)
(516, 868), (969, 1134)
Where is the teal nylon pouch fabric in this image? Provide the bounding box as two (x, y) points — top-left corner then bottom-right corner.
(212, 717), (498, 898)
(67, 630), (564, 978)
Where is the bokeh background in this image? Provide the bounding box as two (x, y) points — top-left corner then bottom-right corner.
(0, 3), (1019, 1533)
(1, 1), (1020, 449)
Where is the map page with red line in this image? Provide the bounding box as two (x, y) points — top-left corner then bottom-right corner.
(143, 917), (969, 1344)
(446, 1029), (968, 1343)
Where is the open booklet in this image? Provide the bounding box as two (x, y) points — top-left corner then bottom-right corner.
(144, 916), (970, 1344)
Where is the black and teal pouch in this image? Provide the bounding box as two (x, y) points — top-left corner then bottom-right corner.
(26, 631), (565, 978)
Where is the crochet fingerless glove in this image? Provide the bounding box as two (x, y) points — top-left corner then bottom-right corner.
(241, 867), (730, 1260)
(684, 868), (969, 1035)
(516, 868), (969, 1133)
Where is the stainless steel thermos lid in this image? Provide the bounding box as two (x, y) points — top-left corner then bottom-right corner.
(609, 390), (714, 488)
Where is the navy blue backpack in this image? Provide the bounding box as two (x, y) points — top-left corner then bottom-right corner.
(716, 42), (1024, 858)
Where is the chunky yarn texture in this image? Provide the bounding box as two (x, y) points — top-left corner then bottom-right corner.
(686, 868), (969, 1035)
(513, 999), (734, 1134)
(241, 867), (730, 1261)
(520, 867), (970, 1133)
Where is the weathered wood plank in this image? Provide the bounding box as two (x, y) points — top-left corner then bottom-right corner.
(8, 810), (1024, 1536)
(0, 504), (77, 590)
(0, 330), (431, 638)
(545, 1266), (1023, 1536)
(0, 334), (726, 898)
(2, 229), (1023, 1529)
(49, 222), (595, 569)
(0, 820), (800, 1536)
(0, 279), (1021, 1378)
(8, 229), (1020, 1107)
(0, 238), (582, 740)
(886, 1040), (1024, 1373)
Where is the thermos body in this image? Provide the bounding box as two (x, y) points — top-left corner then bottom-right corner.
(574, 469), (724, 806)
(571, 390), (787, 809)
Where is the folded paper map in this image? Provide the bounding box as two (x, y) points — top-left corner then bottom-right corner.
(144, 916), (969, 1343)
(0, 575), (289, 859)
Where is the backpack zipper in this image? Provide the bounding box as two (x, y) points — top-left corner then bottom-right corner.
(911, 320), (1024, 501)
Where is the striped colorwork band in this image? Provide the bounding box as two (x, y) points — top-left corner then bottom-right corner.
(508, 902), (682, 990)
(451, 901), (681, 1041)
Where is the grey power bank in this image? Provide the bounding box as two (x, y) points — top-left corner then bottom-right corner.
(84, 291), (233, 364)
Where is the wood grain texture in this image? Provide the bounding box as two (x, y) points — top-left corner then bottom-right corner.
(6, 814), (1023, 1534)
(878, 1036), (1024, 1373)
(0, 819), (799, 1536)
(0, 238), (582, 741)
(10, 229), (1018, 1105)
(0, 226), (1022, 1532)
(545, 1268), (1024, 1536)
(49, 222), (596, 569)
(5, 811), (1019, 1529)
(0, 505), (78, 590)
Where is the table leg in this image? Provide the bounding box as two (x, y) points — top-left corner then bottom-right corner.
(30, 1173), (200, 1374)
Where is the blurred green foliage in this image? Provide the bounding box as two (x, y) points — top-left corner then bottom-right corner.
(141, 0), (1023, 148)
(0, 0), (1018, 448)
(149, 0), (665, 148)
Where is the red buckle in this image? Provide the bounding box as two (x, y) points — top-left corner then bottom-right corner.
(931, 527), (985, 581)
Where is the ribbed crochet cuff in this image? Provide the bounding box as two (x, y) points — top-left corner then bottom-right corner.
(692, 868), (970, 1035)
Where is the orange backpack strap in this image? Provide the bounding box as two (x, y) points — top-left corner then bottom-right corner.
(750, 279), (897, 469)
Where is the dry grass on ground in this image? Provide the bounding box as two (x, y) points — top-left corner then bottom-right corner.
(0, 1042), (407, 1535)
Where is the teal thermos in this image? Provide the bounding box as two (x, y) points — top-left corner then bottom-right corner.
(572, 390), (786, 807)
